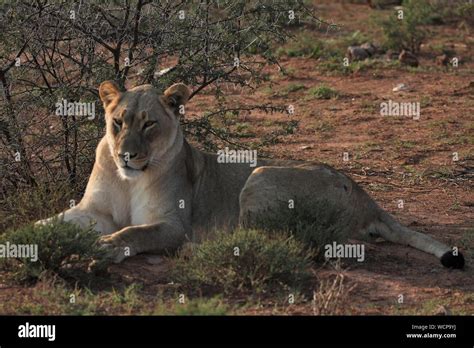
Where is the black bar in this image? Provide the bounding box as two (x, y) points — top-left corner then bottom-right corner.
(0, 315), (472, 346)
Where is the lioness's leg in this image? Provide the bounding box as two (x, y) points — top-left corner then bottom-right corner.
(98, 221), (187, 263)
(36, 205), (117, 235)
(371, 212), (464, 268)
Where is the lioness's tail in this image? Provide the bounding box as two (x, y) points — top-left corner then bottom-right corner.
(375, 211), (465, 269)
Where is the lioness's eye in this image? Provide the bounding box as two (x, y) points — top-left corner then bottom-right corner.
(113, 118), (122, 128)
(143, 121), (156, 129)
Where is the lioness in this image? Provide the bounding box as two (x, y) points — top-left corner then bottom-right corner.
(37, 81), (464, 269)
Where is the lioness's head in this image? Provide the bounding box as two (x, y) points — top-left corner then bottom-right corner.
(99, 81), (190, 180)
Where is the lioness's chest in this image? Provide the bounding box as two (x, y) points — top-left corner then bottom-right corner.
(127, 183), (158, 225)
(106, 182), (157, 227)
(120, 179), (179, 227)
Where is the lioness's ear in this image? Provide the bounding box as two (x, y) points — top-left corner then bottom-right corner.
(99, 81), (121, 108)
(162, 83), (190, 114)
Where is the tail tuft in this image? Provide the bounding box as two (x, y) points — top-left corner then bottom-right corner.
(440, 250), (465, 269)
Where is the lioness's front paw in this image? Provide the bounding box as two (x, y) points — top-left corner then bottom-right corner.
(98, 234), (137, 264)
(35, 213), (66, 227)
(35, 217), (54, 226)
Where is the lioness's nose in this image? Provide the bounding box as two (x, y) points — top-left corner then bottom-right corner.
(118, 152), (138, 161)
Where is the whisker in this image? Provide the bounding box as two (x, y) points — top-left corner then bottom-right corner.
(147, 158), (161, 167)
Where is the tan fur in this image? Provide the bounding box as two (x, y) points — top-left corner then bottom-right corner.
(37, 82), (455, 265)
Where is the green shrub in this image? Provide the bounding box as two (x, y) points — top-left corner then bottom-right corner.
(0, 221), (106, 282)
(249, 198), (351, 260)
(423, 1), (474, 26)
(455, 2), (474, 25)
(276, 33), (326, 59)
(155, 297), (229, 315)
(308, 85), (339, 99)
(172, 229), (314, 296)
(282, 120), (299, 134)
(377, 0), (436, 53)
(338, 30), (371, 48)
(283, 83), (306, 94)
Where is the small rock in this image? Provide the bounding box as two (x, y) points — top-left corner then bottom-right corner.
(399, 49), (419, 67)
(154, 66), (174, 78)
(300, 145), (313, 150)
(346, 43), (378, 62)
(392, 83), (410, 92)
(347, 46), (369, 62)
